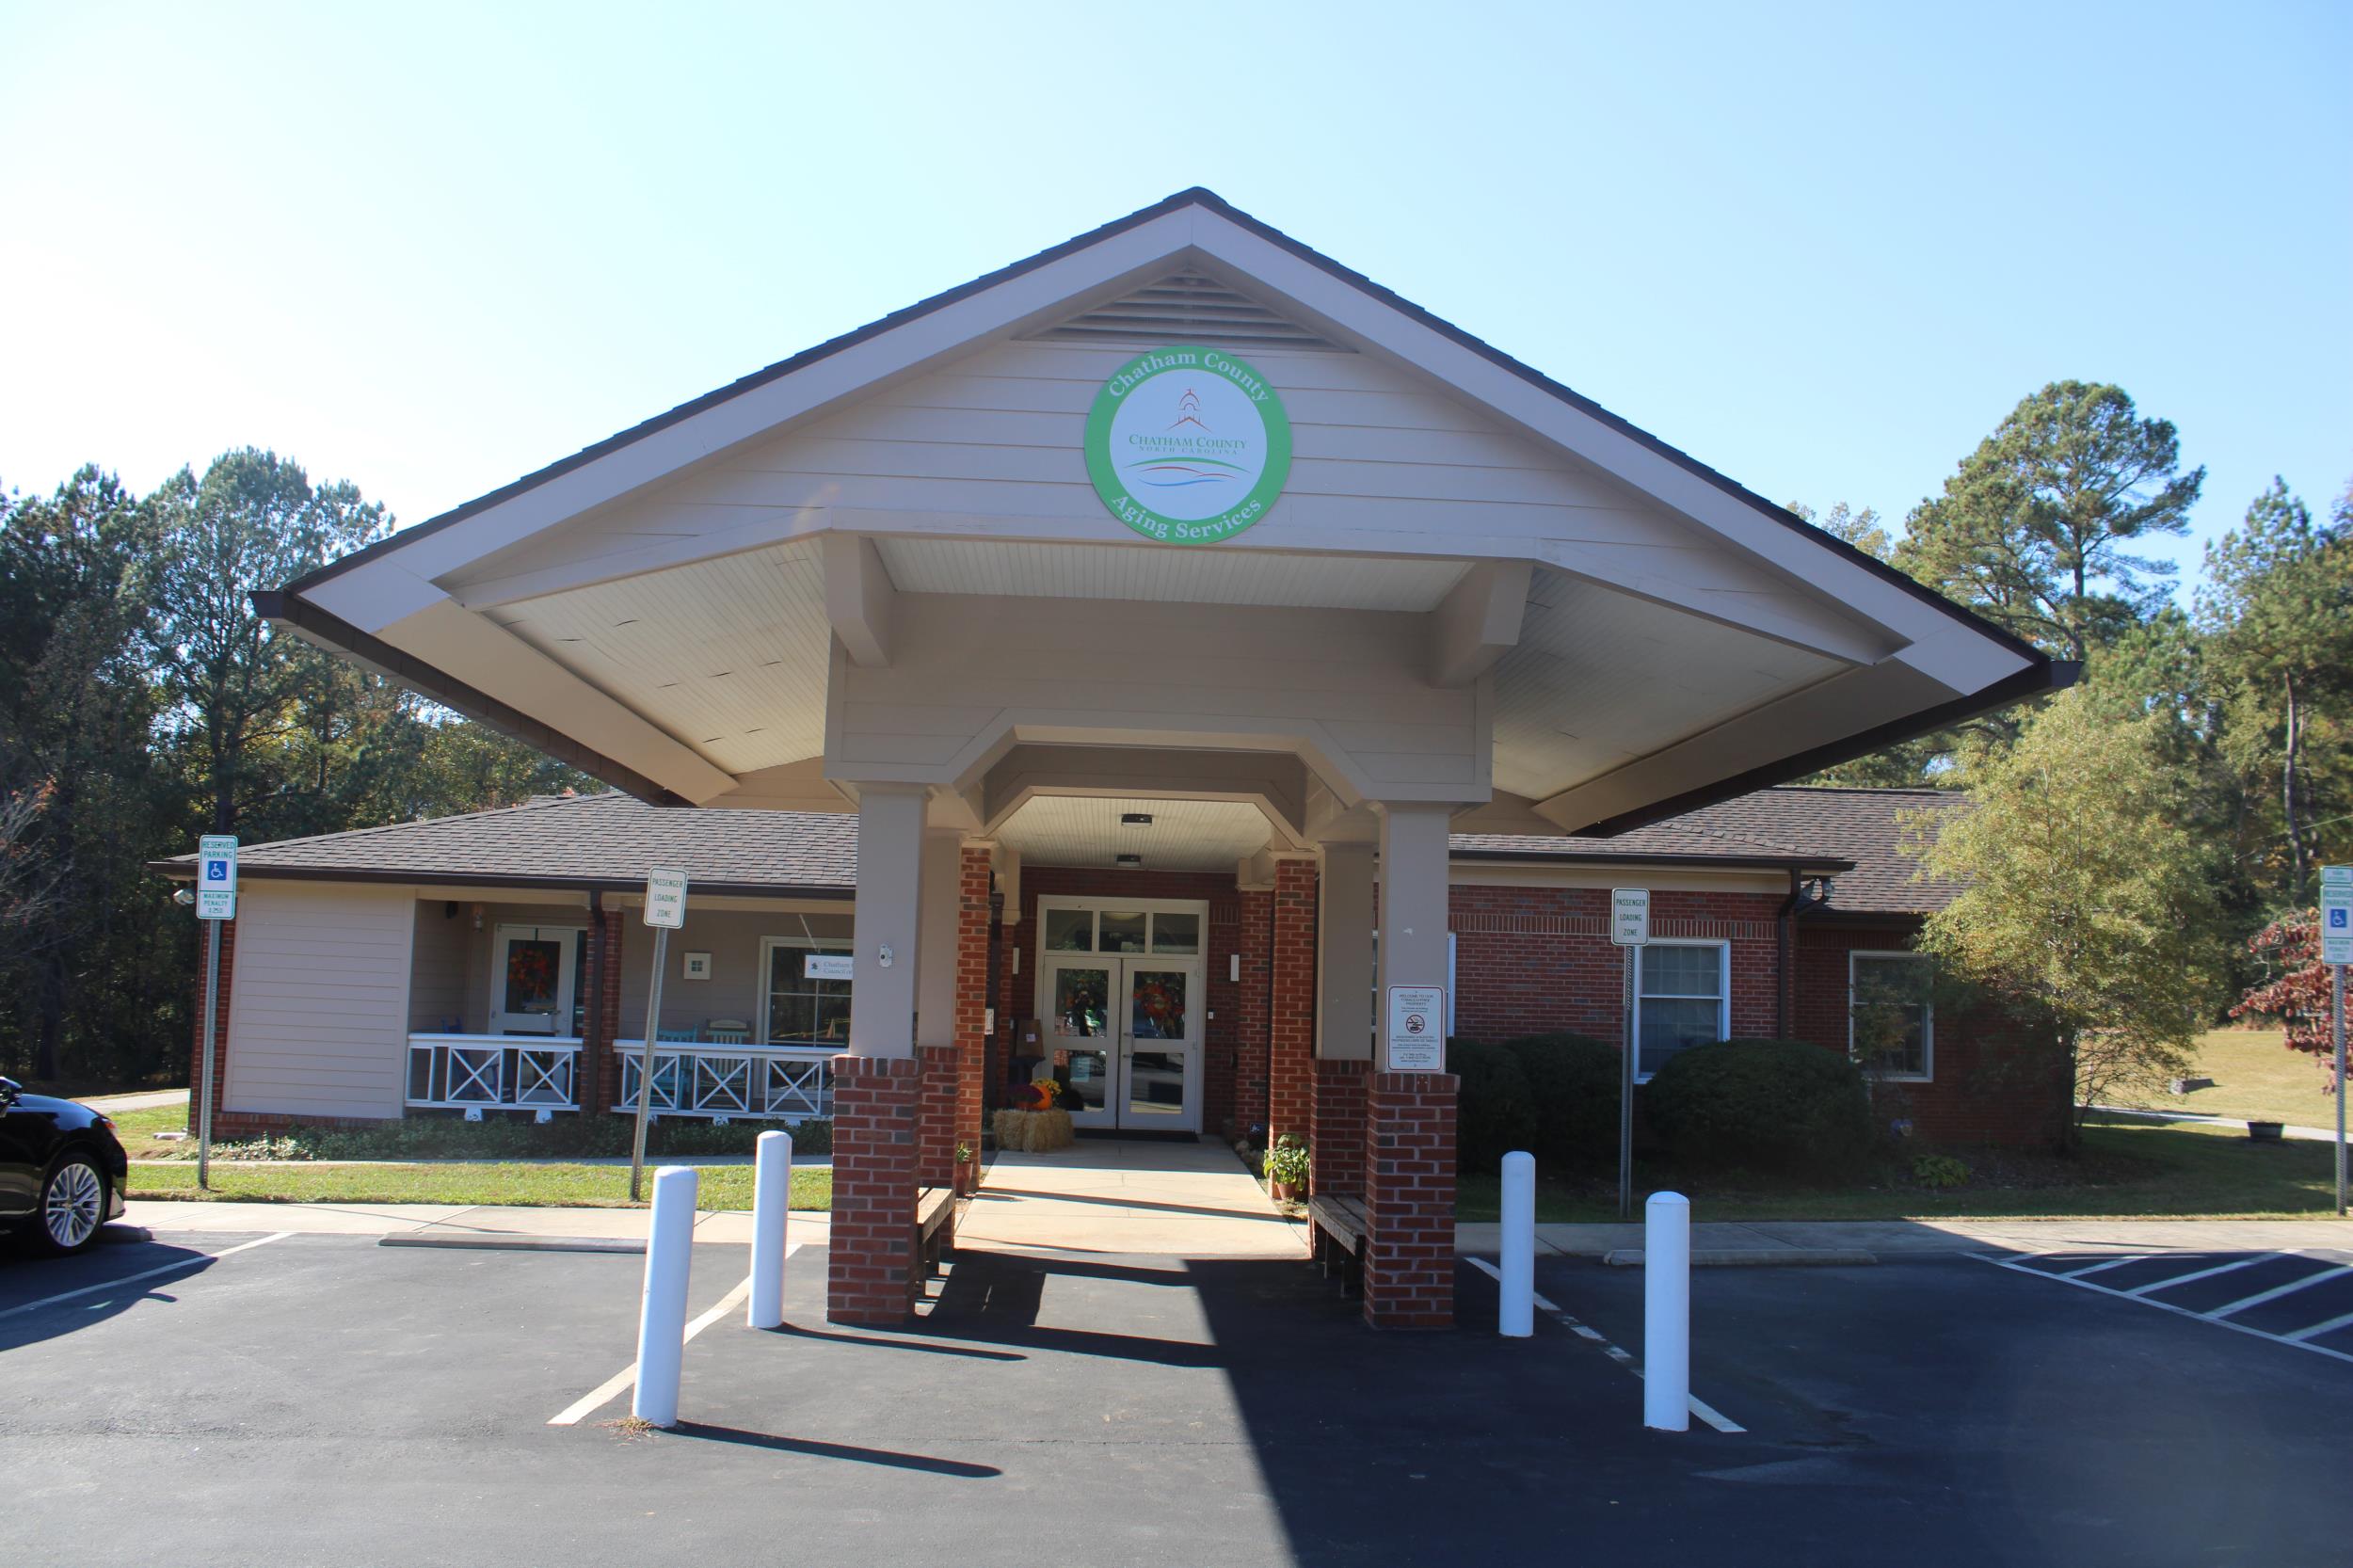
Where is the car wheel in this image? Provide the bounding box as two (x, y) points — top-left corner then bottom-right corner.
(36, 1154), (108, 1256)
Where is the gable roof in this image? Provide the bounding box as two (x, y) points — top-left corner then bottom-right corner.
(151, 785), (1967, 916)
(280, 188), (2040, 672)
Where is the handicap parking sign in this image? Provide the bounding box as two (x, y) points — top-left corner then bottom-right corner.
(196, 835), (237, 920)
(2323, 865), (2352, 966)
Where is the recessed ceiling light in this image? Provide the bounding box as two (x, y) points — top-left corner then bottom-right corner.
(1120, 812), (1155, 825)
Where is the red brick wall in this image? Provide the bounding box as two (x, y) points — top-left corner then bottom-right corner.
(828, 1054), (922, 1324)
(1363, 1071), (1458, 1330)
(584, 905), (624, 1116)
(1233, 886), (1272, 1137)
(916, 1045), (961, 1193)
(1448, 885), (1784, 1043)
(1792, 920), (2067, 1149)
(1268, 858), (1318, 1145)
(1310, 1057), (1369, 1198)
(952, 846), (991, 1160)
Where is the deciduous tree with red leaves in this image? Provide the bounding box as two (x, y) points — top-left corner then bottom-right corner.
(2231, 912), (2342, 1071)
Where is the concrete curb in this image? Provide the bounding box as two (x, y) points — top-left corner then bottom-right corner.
(1602, 1246), (1877, 1267)
(376, 1233), (647, 1256)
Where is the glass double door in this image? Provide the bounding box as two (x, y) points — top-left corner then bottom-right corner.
(1040, 955), (1202, 1132)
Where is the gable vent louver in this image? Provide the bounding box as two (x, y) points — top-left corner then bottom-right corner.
(1025, 273), (1349, 353)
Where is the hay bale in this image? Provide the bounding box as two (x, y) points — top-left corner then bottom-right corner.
(992, 1108), (1075, 1152)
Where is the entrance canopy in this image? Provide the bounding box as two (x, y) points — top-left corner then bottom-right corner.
(260, 188), (2063, 851)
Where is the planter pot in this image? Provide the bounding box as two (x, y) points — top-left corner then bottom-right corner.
(1269, 1179), (1301, 1202)
(2247, 1121), (2284, 1143)
(956, 1162), (978, 1195)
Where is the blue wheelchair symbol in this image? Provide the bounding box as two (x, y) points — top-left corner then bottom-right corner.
(205, 860), (227, 881)
(2331, 908), (2349, 930)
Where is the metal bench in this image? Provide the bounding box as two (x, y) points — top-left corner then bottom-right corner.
(1308, 1192), (1367, 1294)
(916, 1184), (956, 1275)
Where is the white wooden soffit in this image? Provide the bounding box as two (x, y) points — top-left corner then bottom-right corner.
(1430, 561), (1531, 687)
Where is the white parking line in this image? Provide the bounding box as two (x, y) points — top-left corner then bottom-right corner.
(2121, 1252), (2284, 1297)
(548, 1242), (798, 1427)
(2210, 1263), (2353, 1320)
(1464, 1256), (1744, 1433)
(1975, 1252), (2353, 1368)
(0, 1231), (294, 1319)
(2057, 1253), (2153, 1278)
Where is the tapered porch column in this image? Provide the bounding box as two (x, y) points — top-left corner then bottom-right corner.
(831, 784), (927, 1325)
(1365, 803), (1459, 1330)
(1311, 843), (1374, 1208)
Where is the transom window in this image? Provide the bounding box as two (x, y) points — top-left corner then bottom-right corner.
(1635, 940), (1728, 1079)
(760, 936), (853, 1048)
(1850, 952), (1932, 1080)
(1038, 901), (1201, 955)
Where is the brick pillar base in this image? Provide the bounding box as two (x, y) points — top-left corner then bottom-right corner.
(1310, 1058), (1370, 1197)
(828, 1055), (923, 1325)
(1363, 1071), (1459, 1330)
(917, 1045), (960, 1254)
(1268, 858), (1318, 1146)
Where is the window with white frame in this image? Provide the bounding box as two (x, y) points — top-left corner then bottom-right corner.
(1849, 951), (1932, 1080)
(760, 936), (853, 1048)
(1635, 940), (1728, 1079)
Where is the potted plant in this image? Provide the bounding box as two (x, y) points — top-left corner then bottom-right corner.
(1264, 1133), (1309, 1202)
(954, 1140), (977, 1194)
(2247, 1120), (2285, 1143)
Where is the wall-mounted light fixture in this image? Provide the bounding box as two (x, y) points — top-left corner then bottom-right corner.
(1228, 952), (1241, 984)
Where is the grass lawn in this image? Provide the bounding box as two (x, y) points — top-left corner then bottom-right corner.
(2112, 1028), (2345, 1129)
(127, 1160), (831, 1211)
(107, 1102), (193, 1145)
(1456, 1119), (2349, 1224)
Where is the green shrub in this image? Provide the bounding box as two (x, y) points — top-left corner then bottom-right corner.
(1501, 1032), (1621, 1168)
(1643, 1038), (1874, 1176)
(1452, 1038), (1536, 1174)
(1912, 1154), (1971, 1190)
(1263, 1133), (1310, 1188)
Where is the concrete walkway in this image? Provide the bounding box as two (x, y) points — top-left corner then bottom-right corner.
(952, 1138), (1308, 1258)
(2093, 1102), (2346, 1143)
(79, 1088), (190, 1112)
(1456, 1215), (2353, 1259)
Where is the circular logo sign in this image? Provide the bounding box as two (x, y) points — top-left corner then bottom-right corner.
(1083, 345), (1291, 544)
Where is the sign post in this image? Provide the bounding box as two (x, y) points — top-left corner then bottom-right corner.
(194, 836), (236, 1191)
(1612, 888), (1650, 1221)
(2322, 866), (2351, 1216)
(630, 870), (688, 1202)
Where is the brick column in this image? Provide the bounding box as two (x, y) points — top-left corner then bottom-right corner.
(828, 1055), (923, 1324)
(953, 845), (991, 1171)
(1310, 1058), (1369, 1198)
(1363, 1071), (1459, 1330)
(185, 916), (237, 1130)
(1268, 858), (1318, 1147)
(1234, 887), (1273, 1136)
(916, 1045), (960, 1187)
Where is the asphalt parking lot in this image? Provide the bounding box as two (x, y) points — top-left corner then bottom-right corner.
(5, 1229), (2352, 1567)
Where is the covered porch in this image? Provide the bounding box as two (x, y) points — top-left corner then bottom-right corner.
(262, 189), (2060, 1329)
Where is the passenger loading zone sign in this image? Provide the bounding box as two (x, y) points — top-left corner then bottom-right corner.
(1386, 985), (1447, 1071)
(2324, 866), (2352, 967)
(196, 835), (236, 920)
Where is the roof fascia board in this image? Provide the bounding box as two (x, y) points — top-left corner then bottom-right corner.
(147, 860), (854, 899)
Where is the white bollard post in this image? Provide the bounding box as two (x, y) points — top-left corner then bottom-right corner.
(633, 1165), (697, 1427)
(1643, 1191), (1689, 1432)
(748, 1130), (792, 1330)
(1499, 1150), (1535, 1338)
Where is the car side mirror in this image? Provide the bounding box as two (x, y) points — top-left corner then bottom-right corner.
(0, 1076), (19, 1108)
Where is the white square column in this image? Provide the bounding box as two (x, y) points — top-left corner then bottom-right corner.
(1317, 842), (1375, 1061)
(849, 783), (927, 1058)
(915, 829), (962, 1049)
(1374, 803), (1452, 1069)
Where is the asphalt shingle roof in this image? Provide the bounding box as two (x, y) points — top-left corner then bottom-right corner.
(155, 785), (1965, 915)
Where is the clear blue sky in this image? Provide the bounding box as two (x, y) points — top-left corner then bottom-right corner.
(4, 2), (2345, 594)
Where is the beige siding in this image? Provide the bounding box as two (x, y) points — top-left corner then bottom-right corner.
(617, 908), (853, 1041)
(408, 899), (470, 1031)
(225, 882), (417, 1120)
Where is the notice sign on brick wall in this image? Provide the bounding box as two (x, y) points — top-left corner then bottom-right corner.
(1386, 984), (1446, 1070)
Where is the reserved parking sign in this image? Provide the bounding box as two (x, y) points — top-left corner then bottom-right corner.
(197, 835), (237, 920)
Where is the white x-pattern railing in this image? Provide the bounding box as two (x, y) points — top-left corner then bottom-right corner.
(407, 1033), (580, 1111)
(614, 1040), (834, 1123)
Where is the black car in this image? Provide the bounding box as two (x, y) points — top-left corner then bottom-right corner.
(0, 1078), (129, 1254)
